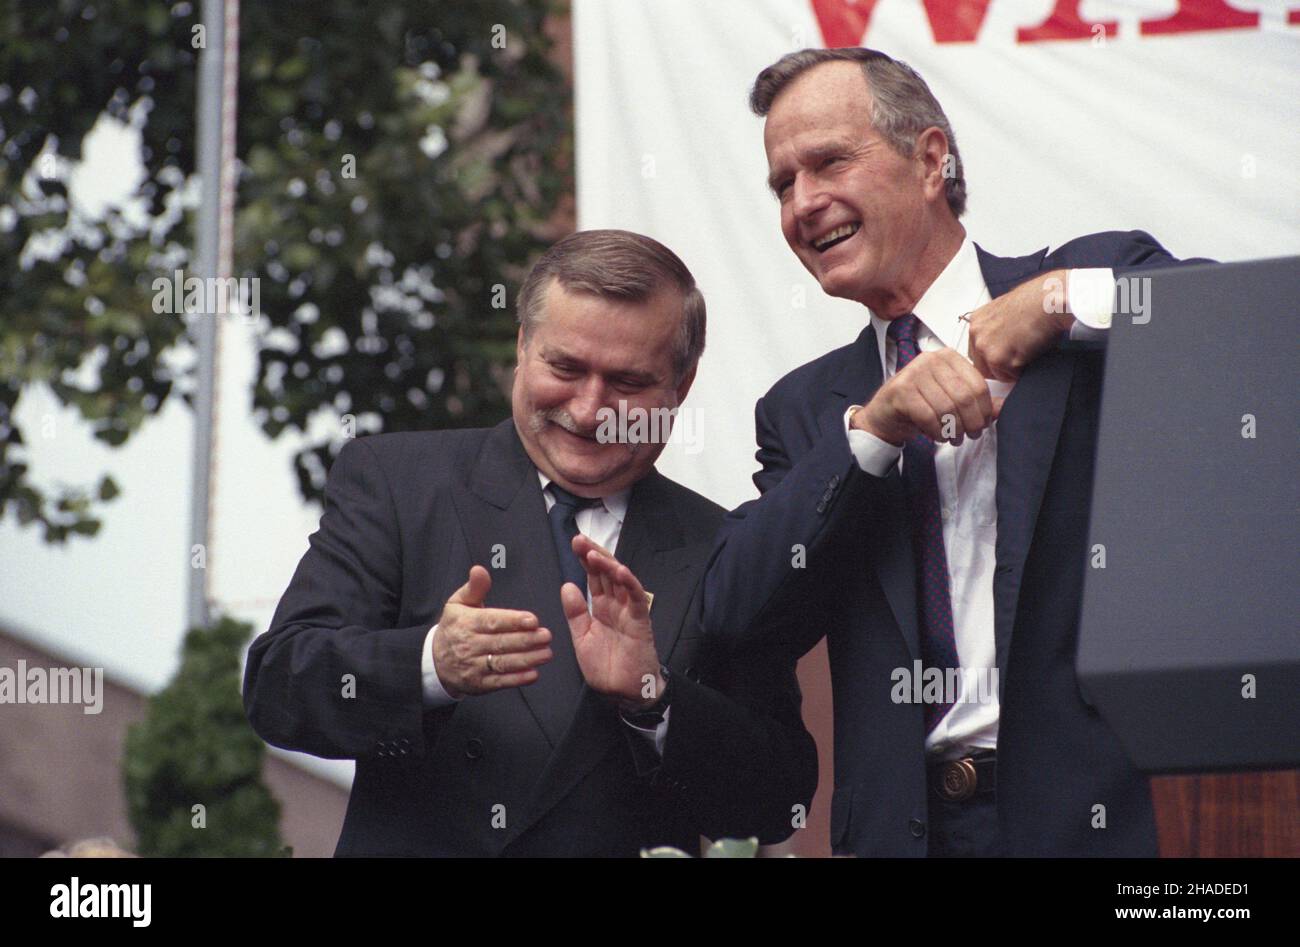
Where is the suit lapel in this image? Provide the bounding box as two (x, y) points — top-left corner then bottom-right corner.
(976, 244), (1076, 672)
(504, 470), (698, 846)
(828, 324), (884, 416)
(830, 326), (920, 658)
(826, 244), (1074, 667)
(450, 420), (585, 749)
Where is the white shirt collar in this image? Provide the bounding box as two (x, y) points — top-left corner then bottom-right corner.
(870, 237), (990, 358)
(536, 471), (630, 526)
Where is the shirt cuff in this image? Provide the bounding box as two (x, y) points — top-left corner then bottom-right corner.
(623, 705), (670, 758)
(1068, 267), (1114, 337)
(421, 624), (461, 707)
(844, 406), (902, 477)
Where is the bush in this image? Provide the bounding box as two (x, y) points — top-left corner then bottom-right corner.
(123, 615), (287, 857)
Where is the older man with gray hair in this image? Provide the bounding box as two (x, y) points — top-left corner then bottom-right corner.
(705, 47), (1209, 857)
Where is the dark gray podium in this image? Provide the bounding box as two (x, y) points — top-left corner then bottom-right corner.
(1077, 256), (1299, 772)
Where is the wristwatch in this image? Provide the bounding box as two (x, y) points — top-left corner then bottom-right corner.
(620, 665), (673, 729)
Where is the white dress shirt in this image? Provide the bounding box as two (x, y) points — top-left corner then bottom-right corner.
(420, 472), (670, 753)
(843, 239), (1112, 759)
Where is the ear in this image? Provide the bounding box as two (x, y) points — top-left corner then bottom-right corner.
(914, 126), (952, 206)
(674, 361), (698, 405)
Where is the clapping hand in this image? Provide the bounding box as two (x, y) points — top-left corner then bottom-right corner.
(561, 535), (665, 710)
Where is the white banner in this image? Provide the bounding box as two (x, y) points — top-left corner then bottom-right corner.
(574, 0), (1300, 508)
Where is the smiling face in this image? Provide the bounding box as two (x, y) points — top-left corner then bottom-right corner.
(511, 279), (695, 497)
(763, 61), (955, 315)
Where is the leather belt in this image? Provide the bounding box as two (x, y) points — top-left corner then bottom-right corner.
(928, 750), (996, 802)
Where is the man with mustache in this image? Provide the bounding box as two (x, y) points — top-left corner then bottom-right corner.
(704, 48), (1209, 857)
(245, 228), (816, 856)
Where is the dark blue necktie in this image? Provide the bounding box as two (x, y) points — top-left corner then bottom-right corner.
(547, 483), (597, 597)
(888, 314), (960, 734)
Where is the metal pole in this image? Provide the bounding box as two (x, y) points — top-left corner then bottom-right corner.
(187, 0), (225, 631)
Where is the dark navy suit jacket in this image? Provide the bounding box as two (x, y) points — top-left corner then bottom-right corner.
(704, 231), (1207, 856)
(245, 419), (816, 856)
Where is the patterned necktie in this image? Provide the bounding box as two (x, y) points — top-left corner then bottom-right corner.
(546, 483), (597, 597)
(887, 314), (960, 734)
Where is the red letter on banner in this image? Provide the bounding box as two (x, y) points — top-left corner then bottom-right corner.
(1017, 0), (1116, 42)
(811, 0), (992, 47)
(811, 0), (879, 48)
(1141, 0), (1259, 35)
(921, 0), (992, 43)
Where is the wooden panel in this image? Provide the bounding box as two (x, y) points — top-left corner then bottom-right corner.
(1152, 771), (1299, 857)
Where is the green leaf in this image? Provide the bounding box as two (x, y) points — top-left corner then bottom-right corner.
(70, 518), (101, 537)
(98, 475), (121, 501)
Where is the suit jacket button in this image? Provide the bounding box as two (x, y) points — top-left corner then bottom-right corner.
(465, 738), (484, 760)
(909, 818), (926, 838)
(684, 666), (701, 683)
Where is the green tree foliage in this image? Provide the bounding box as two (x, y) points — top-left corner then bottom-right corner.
(123, 614), (286, 856)
(0, 0), (572, 539)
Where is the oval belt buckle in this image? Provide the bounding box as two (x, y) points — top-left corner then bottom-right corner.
(938, 758), (978, 802)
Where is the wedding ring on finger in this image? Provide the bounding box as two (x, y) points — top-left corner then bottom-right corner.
(485, 653), (498, 674)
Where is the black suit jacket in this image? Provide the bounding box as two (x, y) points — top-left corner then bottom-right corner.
(244, 418), (816, 856)
(703, 231), (1208, 856)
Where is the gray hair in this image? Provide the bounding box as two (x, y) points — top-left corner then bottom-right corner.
(749, 47), (967, 218)
(517, 229), (706, 383)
